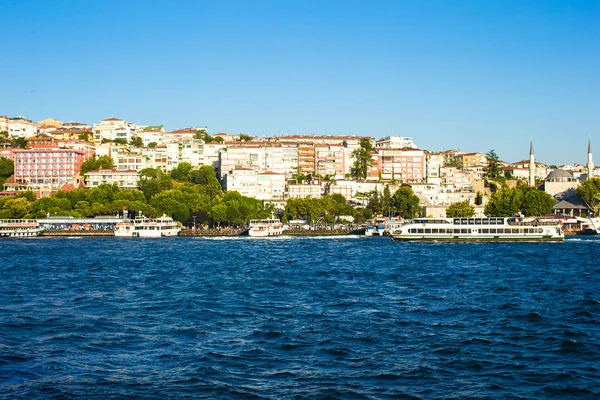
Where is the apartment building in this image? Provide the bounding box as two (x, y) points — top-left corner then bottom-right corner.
(162, 128), (197, 144)
(115, 150), (148, 172)
(85, 168), (140, 190)
(375, 136), (417, 149)
(287, 183), (323, 199)
(6, 117), (36, 138)
(439, 166), (475, 190)
(425, 152), (443, 185)
(138, 129), (165, 147)
(377, 148), (425, 182)
(92, 117), (135, 143)
(12, 146), (85, 186)
(222, 169), (286, 206)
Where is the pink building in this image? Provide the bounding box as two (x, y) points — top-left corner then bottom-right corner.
(13, 146), (85, 186)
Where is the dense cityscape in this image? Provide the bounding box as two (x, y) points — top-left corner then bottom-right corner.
(0, 114), (598, 228)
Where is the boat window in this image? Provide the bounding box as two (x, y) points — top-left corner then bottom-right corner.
(425, 229), (431, 234)
(432, 228), (438, 234)
(461, 229), (468, 234)
(482, 219), (489, 225)
(475, 218), (482, 225)
(417, 228), (424, 234)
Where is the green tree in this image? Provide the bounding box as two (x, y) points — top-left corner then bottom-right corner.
(170, 162), (194, 182)
(381, 185), (392, 216)
(484, 186), (555, 217)
(10, 137), (27, 149)
(210, 203), (227, 227)
(518, 186), (555, 216)
(138, 168), (173, 200)
(444, 158), (460, 168)
(350, 138), (374, 180)
(114, 138), (128, 145)
(148, 141), (158, 148)
(16, 190), (37, 202)
(0, 158), (14, 180)
(446, 200), (475, 218)
(576, 177), (600, 217)
(391, 186), (421, 219)
(0, 197), (32, 219)
(78, 132), (91, 142)
(483, 149), (503, 179)
(129, 135), (144, 147)
(190, 165), (219, 186)
(237, 134), (253, 141)
(475, 191), (483, 206)
(484, 187), (522, 217)
(80, 155), (114, 174)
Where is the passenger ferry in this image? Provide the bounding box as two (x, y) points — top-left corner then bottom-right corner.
(114, 215), (181, 238)
(248, 216), (284, 237)
(391, 217), (564, 242)
(0, 219), (43, 237)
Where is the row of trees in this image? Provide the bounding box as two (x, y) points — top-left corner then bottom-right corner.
(484, 185), (555, 217)
(0, 165), (274, 227)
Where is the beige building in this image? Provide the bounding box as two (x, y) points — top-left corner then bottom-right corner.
(543, 170), (579, 197)
(85, 168), (140, 190)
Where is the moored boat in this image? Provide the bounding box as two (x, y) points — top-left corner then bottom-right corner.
(114, 215), (181, 238)
(391, 217), (564, 242)
(0, 219), (43, 237)
(248, 216), (284, 237)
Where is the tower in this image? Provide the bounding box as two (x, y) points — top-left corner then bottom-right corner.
(529, 138), (535, 187)
(587, 137), (594, 180)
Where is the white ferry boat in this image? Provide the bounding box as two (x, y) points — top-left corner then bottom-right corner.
(114, 215), (181, 238)
(0, 219), (43, 237)
(248, 216), (284, 237)
(391, 217), (564, 242)
(365, 217), (388, 236)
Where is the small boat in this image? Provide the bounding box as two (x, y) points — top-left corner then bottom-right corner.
(391, 217), (564, 242)
(365, 217), (388, 236)
(248, 215), (284, 237)
(575, 217), (600, 235)
(114, 215), (181, 238)
(0, 219), (43, 238)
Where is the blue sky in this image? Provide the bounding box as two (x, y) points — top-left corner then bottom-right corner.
(1, 0), (598, 164)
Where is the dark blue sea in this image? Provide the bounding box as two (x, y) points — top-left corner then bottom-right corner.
(1, 236), (599, 399)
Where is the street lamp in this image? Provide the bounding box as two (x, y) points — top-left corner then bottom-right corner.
(192, 215), (197, 231)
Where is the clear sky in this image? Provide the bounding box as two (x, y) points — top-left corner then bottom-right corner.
(1, 0), (598, 165)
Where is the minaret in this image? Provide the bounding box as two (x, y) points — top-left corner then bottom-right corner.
(529, 138), (535, 187)
(587, 137), (594, 180)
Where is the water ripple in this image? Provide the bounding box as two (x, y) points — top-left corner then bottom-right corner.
(1, 236), (599, 398)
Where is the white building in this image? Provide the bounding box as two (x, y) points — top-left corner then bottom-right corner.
(138, 129), (165, 147)
(425, 152), (444, 185)
(180, 139), (205, 167)
(7, 117), (36, 138)
(92, 117), (136, 143)
(375, 136), (417, 149)
(222, 169), (286, 207)
(115, 150), (149, 172)
(85, 168), (140, 190)
(287, 183), (323, 199)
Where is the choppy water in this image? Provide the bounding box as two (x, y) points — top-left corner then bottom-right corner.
(1, 236), (599, 399)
